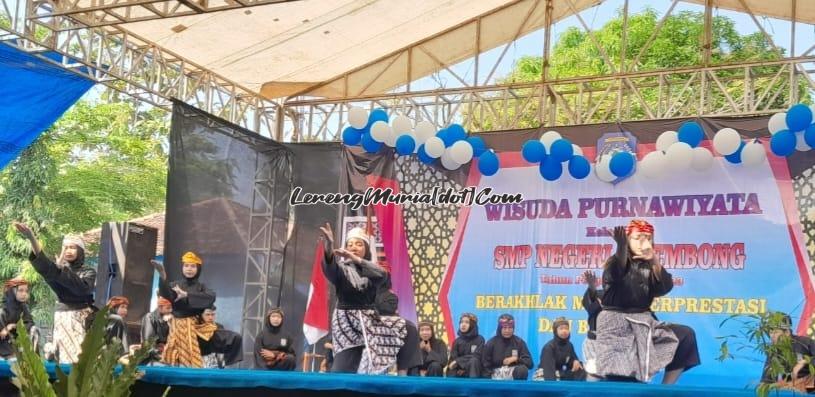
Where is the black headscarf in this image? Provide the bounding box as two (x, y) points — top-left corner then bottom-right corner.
(495, 313), (515, 337)
(457, 313), (479, 339)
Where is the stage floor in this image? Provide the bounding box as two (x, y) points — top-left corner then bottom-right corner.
(0, 361), (799, 397)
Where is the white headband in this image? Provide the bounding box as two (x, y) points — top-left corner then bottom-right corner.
(62, 235), (85, 251)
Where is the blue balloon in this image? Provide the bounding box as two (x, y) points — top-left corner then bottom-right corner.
(361, 132), (383, 153)
(609, 151), (635, 177)
(770, 130), (796, 157)
(678, 121), (704, 148)
(805, 124), (815, 148)
(550, 139), (574, 162)
(395, 135), (416, 156)
(724, 141), (746, 164)
(467, 136), (487, 156)
(447, 124), (467, 142)
(366, 108), (389, 129)
(786, 104), (813, 132)
(568, 155), (591, 179)
(437, 129), (456, 147)
(342, 127), (363, 146)
(522, 140), (546, 163)
(478, 151), (500, 176)
(539, 157), (563, 181)
(417, 145), (435, 164)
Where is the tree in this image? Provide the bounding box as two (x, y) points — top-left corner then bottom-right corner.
(0, 95), (169, 328)
(468, 8), (800, 130)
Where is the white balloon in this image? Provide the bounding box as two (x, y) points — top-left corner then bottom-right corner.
(424, 137), (445, 158)
(640, 151), (667, 179)
(768, 112), (787, 134)
(348, 106), (369, 129)
(712, 128), (742, 155)
(441, 151), (461, 170)
(383, 130), (398, 147)
(796, 131), (812, 151)
(572, 144), (584, 157)
(665, 142), (694, 171)
(370, 121), (391, 143)
(414, 121), (437, 144)
(741, 141), (767, 166)
(690, 147), (714, 171)
(391, 115), (413, 135)
(656, 131), (678, 152)
(539, 130), (562, 149)
(595, 155), (616, 182)
(449, 140), (474, 164)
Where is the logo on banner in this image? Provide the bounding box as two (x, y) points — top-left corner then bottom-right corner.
(597, 131), (638, 184)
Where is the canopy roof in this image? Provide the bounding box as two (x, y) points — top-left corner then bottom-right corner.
(116, 0), (814, 100)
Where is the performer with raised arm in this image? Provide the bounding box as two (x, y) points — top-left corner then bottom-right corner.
(319, 222), (405, 374)
(150, 252), (217, 367)
(586, 220), (699, 384)
(0, 278), (39, 359)
(14, 222), (96, 364)
(447, 313), (485, 379)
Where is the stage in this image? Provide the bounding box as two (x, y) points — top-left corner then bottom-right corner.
(0, 361), (798, 397)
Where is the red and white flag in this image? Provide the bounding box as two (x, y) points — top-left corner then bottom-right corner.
(303, 239), (330, 345)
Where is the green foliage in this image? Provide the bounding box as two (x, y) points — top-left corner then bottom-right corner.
(717, 311), (815, 397)
(0, 96), (169, 328)
(11, 306), (159, 397)
(469, 8), (802, 130)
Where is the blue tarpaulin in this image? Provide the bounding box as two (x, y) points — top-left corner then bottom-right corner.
(0, 42), (94, 169)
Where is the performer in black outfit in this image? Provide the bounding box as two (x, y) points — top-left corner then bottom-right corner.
(585, 220), (699, 384)
(0, 278), (38, 359)
(319, 223), (405, 374)
(761, 313), (815, 393)
(482, 314), (533, 380)
(417, 322), (448, 377)
(198, 305), (243, 368)
(537, 317), (586, 381)
(448, 313), (485, 378)
(140, 296), (172, 364)
(254, 308), (296, 371)
(376, 289), (420, 376)
(15, 222), (96, 364)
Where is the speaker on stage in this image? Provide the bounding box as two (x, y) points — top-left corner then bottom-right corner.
(96, 222), (158, 340)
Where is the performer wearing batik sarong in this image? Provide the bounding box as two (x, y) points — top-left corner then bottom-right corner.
(151, 251), (217, 368)
(447, 313), (485, 379)
(0, 278), (39, 359)
(375, 290), (416, 375)
(584, 220), (699, 384)
(319, 223), (405, 374)
(16, 222), (96, 364)
(254, 308), (296, 371)
(482, 314), (533, 380)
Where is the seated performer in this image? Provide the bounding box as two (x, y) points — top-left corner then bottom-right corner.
(105, 296), (130, 356)
(254, 308), (296, 371)
(198, 305), (243, 368)
(15, 222), (96, 364)
(140, 296), (173, 364)
(376, 290), (418, 376)
(151, 252), (217, 367)
(585, 220), (699, 384)
(535, 317), (586, 381)
(761, 313), (815, 393)
(482, 314), (533, 380)
(448, 313), (485, 378)
(0, 278), (39, 359)
(417, 322), (448, 377)
(319, 223), (405, 374)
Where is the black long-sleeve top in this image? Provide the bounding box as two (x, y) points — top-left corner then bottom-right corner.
(158, 276), (215, 318)
(601, 251), (673, 312)
(322, 238), (386, 310)
(482, 335), (533, 372)
(761, 334), (815, 383)
(29, 251), (95, 310)
(539, 338), (580, 380)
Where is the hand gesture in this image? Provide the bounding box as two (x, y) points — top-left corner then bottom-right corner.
(448, 360), (457, 370)
(612, 226), (627, 246)
(420, 341), (431, 352)
(12, 222), (35, 241)
(319, 223), (335, 246)
(572, 360), (583, 372)
(502, 356), (517, 366)
(582, 270), (597, 288)
(150, 260), (167, 280)
(333, 248), (361, 264)
(171, 285), (187, 302)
